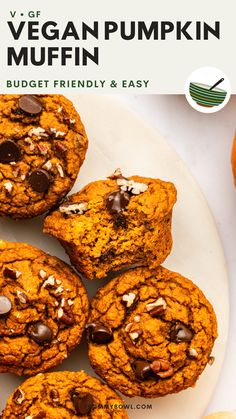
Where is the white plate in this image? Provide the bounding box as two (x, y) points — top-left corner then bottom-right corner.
(0, 95), (229, 419)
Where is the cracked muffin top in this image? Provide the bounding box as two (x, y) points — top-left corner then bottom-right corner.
(0, 240), (89, 376)
(0, 94), (88, 219)
(2, 371), (128, 419)
(44, 169), (177, 279)
(87, 265), (217, 398)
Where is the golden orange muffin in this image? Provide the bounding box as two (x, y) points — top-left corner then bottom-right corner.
(2, 371), (128, 418)
(0, 240), (89, 376)
(0, 94), (88, 218)
(87, 266), (217, 398)
(44, 170), (177, 280)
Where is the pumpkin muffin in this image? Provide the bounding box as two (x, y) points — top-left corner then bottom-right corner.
(0, 240), (89, 376)
(0, 94), (88, 218)
(2, 371), (128, 418)
(44, 169), (177, 279)
(86, 266), (217, 397)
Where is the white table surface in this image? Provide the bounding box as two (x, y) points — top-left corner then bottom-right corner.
(119, 94), (236, 416)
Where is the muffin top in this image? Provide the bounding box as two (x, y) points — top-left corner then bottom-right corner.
(0, 241), (89, 376)
(87, 265), (217, 397)
(0, 94), (88, 218)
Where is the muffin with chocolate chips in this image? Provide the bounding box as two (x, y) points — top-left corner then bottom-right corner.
(0, 240), (89, 376)
(44, 169), (177, 279)
(2, 371), (128, 419)
(0, 94), (88, 218)
(87, 265), (217, 397)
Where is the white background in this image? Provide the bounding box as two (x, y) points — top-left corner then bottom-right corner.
(121, 94), (236, 415)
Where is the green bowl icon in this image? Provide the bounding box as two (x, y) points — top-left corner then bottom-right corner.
(189, 82), (227, 107)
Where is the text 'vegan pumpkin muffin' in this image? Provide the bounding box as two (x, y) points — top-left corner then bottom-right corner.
(44, 170), (177, 280)
(0, 241), (89, 376)
(2, 371), (128, 419)
(86, 266), (217, 398)
(0, 94), (88, 218)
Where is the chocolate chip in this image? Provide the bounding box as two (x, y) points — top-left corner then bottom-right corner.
(28, 169), (51, 192)
(13, 388), (25, 405)
(0, 296), (12, 318)
(132, 360), (153, 380)
(106, 190), (130, 214)
(28, 322), (53, 344)
(72, 391), (94, 415)
(86, 323), (113, 344)
(169, 321), (193, 343)
(18, 95), (42, 116)
(0, 140), (21, 163)
(3, 267), (20, 279)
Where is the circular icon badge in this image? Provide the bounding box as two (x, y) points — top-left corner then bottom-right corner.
(185, 67), (231, 113)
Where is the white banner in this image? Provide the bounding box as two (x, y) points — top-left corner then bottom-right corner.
(0, 0), (234, 93)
